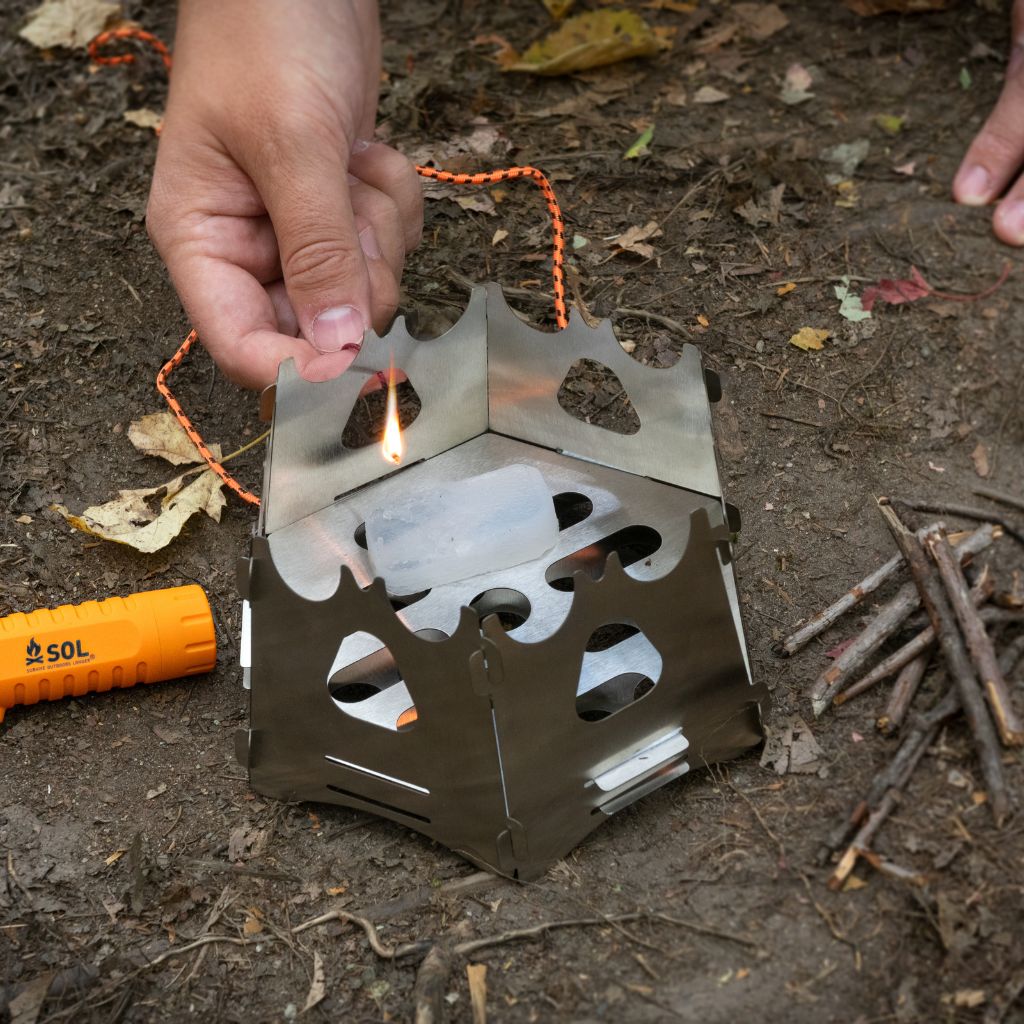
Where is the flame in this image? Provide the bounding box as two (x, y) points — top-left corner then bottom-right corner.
(380, 355), (405, 466)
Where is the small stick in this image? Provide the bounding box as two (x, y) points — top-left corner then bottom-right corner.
(816, 689), (957, 865)
(877, 657), (930, 735)
(879, 504), (1009, 825)
(894, 497), (1024, 546)
(413, 944), (453, 1024)
(808, 524), (998, 715)
(835, 569), (993, 708)
(775, 528), (940, 658)
(929, 532), (1024, 746)
(972, 484), (1024, 515)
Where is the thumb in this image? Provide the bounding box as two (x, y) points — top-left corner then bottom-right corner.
(249, 141), (372, 356)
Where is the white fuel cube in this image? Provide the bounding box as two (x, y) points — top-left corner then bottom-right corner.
(366, 464), (558, 595)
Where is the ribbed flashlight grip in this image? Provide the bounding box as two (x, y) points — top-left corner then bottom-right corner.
(0, 585), (216, 722)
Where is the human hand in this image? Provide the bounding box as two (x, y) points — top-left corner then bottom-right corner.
(147, 0), (423, 389)
(952, 0), (1024, 244)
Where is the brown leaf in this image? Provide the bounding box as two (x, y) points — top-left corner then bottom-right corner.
(19, 0), (120, 50)
(732, 3), (789, 40)
(8, 971), (56, 1024)
(693, 85), (730, 104)
(610, 220), (662, 259)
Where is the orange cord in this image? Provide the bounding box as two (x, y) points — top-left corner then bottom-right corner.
(89, 27), (568, 508)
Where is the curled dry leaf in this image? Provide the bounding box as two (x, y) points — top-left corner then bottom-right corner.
(503, 10), (668, 76)
(19, 0), (121, 50)
(54, 467), (226, 554)
(128, 410), (221, 465)
(789, 327), (829, 351)
(123, 108), (163, 133)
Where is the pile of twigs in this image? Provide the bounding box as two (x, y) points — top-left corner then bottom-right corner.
(776, 496), (1024, 889)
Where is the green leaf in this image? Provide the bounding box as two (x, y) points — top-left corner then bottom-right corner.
(959, 66), (972, 90)
(874, 113), (904, 136)
(624, 125), (654, 160)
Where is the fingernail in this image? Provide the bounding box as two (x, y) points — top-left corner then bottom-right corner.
(957, 164), (991, 204)
(311, 305), (364, 353)
(359, 224), (382, 261)
(997, 199), (1024, 243)
(352, 137), (371, 153)
(301, 348), (359, 383)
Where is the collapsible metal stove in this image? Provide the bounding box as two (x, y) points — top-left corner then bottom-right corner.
(236, 285), (768, 878)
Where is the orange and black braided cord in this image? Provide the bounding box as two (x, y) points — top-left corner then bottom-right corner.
(89, 27), (568, 507)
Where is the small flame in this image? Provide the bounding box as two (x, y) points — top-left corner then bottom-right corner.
(380, 355), (405, 466)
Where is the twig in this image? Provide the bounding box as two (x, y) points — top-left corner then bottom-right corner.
(413, 944), (452, 1024)
(835, 569), (993, 709)
(778, 525), (942, 658)
(973, 485), (1024, 516)
(879, 504), (1009, 824)
(615, 306), (692, 338)
(759, 410), (826, 430)
(878, 657), (930, 735)
(807, 523), (997, 715)
(929, 532), (1024, 746)
(894, 497), (1024, 546)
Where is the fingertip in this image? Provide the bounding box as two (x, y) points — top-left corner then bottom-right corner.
(953, 163), (993, 206)
(993, 198), (1024, 245)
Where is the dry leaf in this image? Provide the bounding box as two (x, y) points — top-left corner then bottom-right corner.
(542, 0), (575, 18)
(128, 410), (220, 465)
(242, 913), (264, 937)
(610, 220), (662, 259)
(780, 62), (813, 105)
(694, 85), (730, 104)
(302, 952), (326, 1013)
(55, 467), (226, 554)
(504, 10), (666, 76)
(734, 183), (785, 227)
(733, 3), (789, 40)
(123, 108), (163, 133)
(105, 849), (126, 866)
(491, 228), (509, 246)
(20, 0), (120, 49)
(971, 441), (990, 478)
(951, 990), (986, 1009)
(7, 970), (56, 1024)
(777, 282), (796, 296)
(844, 0), (950, 13)
(789, 327), (828, 351)
(468, 963), (488, 1024)
(145, 782), (167, 800)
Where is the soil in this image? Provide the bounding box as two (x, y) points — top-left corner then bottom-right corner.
(2, 1), (1024, 1022)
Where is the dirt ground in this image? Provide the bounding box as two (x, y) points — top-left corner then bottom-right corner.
(3, 1), (1024, 1021)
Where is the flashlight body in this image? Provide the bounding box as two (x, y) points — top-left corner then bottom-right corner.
(0, 585), (216, 723)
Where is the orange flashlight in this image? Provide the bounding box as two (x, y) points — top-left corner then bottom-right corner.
(0, 585), (216, 723)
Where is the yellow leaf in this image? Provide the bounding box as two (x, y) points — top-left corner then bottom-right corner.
(697, 313), (710, 327)
(242, 914), (263, 937)
(842, 874), (868, 891)
(128, 410), (220, 466)
(54, 467), (226, 554)
(504, 10), (667, 76)
(789, 327), (829, 351)
(834, 179), (859, 208)
(327, 885), (348, 896)
(776, 281), (796, 296)
(105, 849), (126, 866)
(19, 0), (121, 50)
